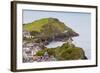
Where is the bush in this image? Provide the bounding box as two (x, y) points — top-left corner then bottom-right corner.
(36, 51), (45, 56)
(47, 48), (55, 55)
(30, 31), (39, 36)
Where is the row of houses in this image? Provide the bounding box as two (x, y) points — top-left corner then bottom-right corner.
(23, 30), (34, 39)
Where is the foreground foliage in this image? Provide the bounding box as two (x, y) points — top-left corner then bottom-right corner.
(36, 43), (87, 60)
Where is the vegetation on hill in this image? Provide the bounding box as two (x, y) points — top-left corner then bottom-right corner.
(23, 18), (67, 32)
(23, 18), (79, 44)
(23, 17), (87, 62)
(36, 43), (87, 60)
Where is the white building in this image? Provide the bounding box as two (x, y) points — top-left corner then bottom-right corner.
(23, 30), (34, 39)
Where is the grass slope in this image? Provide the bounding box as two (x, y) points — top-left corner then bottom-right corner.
(23, 17), (72, 32)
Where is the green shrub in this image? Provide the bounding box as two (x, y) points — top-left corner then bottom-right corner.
(36, 51), (45, 56)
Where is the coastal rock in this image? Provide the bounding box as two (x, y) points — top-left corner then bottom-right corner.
(22, 18), (87, 62)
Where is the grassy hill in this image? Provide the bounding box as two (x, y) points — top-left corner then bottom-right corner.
(23, 17), (73, 33)
(23, 18), (79, 44)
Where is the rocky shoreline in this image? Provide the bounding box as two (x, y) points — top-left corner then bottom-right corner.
(23, 37), (87, 63)
(22, 18), (87, 63)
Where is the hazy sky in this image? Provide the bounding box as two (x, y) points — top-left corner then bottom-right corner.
(23, 10), (91, 59)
